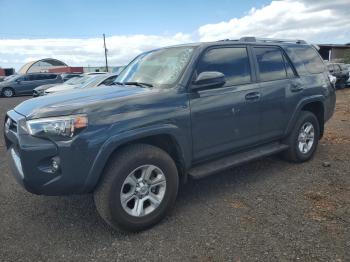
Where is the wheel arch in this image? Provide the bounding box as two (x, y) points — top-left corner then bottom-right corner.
(83, 125), (191, 193)
(301, 101), (324, 138)
(285, 96), (325, 138)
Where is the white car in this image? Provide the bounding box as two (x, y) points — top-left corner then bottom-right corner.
(44, 74), (118, 95)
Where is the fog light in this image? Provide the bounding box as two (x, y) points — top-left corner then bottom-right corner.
(51, 157), (60, 172)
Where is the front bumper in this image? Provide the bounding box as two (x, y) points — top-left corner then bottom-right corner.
(4, 110), (98, 195)
(33, 89), (44, 97)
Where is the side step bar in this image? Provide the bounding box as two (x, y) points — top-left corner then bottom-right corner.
(188, 143), (289, 179)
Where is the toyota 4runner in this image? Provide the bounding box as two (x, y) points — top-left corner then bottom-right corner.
(4, 37), (336, 231)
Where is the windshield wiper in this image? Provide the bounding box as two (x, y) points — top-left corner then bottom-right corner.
(124, 81), (153, 88)
(110, 82), (124, 86)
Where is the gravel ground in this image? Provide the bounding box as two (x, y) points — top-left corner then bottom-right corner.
(0, 91), (349, 262)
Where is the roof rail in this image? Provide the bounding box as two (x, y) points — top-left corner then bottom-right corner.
(239, 37), (307, 44)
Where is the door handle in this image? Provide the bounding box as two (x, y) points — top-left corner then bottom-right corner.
(290, 83), (303, 92)
(245, 92), (261, 101)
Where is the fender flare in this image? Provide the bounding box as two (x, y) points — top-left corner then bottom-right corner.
(284, 95), (325, 136)
(82, 124), (190, 193)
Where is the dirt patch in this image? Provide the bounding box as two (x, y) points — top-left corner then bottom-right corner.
(305, 191), (337, 222)
(323, 131), (350, 144)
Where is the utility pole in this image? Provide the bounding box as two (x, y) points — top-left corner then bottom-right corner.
(103, 33), (109, 72)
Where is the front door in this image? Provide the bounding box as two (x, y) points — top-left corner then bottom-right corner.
(190, 46), (261, 161)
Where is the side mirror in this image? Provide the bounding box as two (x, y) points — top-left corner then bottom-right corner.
(16, 79), (21, 83)
(192, 71), (225, 90)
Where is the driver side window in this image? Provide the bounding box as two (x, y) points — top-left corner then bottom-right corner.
(18, 75), (29, 81)
(196, 47), (252, 87)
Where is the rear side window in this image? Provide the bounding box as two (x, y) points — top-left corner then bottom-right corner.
(27, 74), (40, 81)
(38, 74), (57, 80)
(48, 74), (58, 79)
(285, 46), (326, 75)
(197, 47), (252, 86)
(254, 47), (287, 81)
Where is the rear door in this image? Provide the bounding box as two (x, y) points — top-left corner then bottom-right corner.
(16, 74), (39, 94)
(190, 46), (261, 161)
(252, 46), (296, 141)
(36, 74), (60, 86)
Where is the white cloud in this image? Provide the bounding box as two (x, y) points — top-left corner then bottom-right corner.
(0, 33), (192, 70)
(198, 0), (350, 43)
(0, 0), (349, 71)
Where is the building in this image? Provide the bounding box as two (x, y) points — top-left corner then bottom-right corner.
(318, 44), (350, 62)
(48, 67), (83, 74)
(0, 68), (15, 77)
(18, 58), (69, 74)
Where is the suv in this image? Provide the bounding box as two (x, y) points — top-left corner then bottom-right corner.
(0, 73), (63, 97)
(327, 63), (349, 89)
(4, 37), (336, 231)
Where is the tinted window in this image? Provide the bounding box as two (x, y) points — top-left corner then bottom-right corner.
(18, 75), (29, 81)
(47, 74), (57, 79)
(197, 47), (251, 86)
(286, 46), (325, 75)
(37, 74), (48, 80)
(102, 75), (117, 85)
(27, 74), (40, 81)
(254, 47), (287, 81)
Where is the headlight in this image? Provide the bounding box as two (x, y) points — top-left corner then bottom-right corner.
(27, 115), (88, 138)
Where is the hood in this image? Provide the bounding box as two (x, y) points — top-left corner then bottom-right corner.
(34, 83), (58, 91)
(45, 83), (78, 93)
(14, 85), (153, 119)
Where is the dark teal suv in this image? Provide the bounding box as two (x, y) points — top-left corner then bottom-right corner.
(4, 37), (336, 231)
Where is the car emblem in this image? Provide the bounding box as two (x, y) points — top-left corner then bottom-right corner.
(5, 118), (11, 133)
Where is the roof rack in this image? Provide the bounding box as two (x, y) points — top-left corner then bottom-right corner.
(239, 37), (307, 44)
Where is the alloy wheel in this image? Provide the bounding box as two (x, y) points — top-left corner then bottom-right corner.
(120, 165), (167, 217)
(297, 122), (315, 154)
(3, 89), (14, 97)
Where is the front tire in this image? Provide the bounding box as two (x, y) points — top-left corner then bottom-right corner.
(94, 144), (179, 232)
(2, 87), (15, 97)
(283, 111), (320, 162)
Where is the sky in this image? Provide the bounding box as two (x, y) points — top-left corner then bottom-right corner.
(0, 0), (349, 70)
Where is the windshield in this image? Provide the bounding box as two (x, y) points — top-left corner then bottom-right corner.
(80, 75), (107, 88)
(4, 75), (17, 81)
(116, 46), (195, 88)
(65, 75), (90, 85)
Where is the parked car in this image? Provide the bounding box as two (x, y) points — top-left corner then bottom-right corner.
(33, 75), (92, 97)
(344, 64), (350, 87)
(4, 37), (335, 232)
(0, 73), (63, 97)
(327, 63), (349, 89)
(84, 72), (107, 75)
(43, 73), (118, 95)
(61, 73), (83, 82)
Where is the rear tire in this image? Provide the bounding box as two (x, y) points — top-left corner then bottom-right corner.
(2, 87), (15, 97)
(94, 144), (179, 232)
(283, 111), (320, 162)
